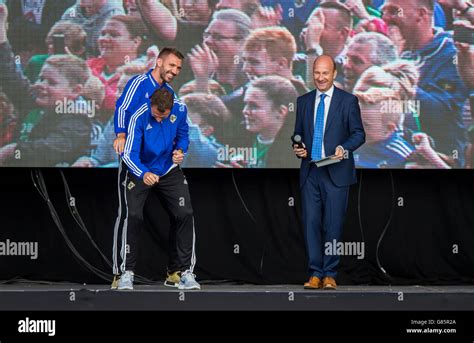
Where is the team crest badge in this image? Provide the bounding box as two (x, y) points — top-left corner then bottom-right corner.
(128, 180), (135, 190)
(170, 114), (177, 123)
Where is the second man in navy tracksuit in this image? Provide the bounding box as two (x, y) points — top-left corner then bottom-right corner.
(117, 88), (200, 290)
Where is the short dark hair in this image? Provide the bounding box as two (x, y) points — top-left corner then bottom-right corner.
(150, 88), (174, 113)
(158, 47), (185, 60)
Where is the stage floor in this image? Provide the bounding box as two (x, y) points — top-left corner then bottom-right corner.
(1, 283), (473, 310)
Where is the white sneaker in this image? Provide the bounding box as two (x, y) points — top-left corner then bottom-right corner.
(117, 270), (134, 290)
(178, 271), (201, 290)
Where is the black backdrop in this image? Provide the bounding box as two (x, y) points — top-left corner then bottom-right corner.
(0, 167), (473, 285)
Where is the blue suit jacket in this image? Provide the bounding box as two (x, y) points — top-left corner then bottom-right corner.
(294, 86), (365, 188)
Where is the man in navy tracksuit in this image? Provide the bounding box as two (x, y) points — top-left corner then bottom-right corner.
(112, 48), (185, 289)
(116, 87), (200, 290)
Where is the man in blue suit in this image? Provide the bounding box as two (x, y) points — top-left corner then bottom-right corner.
(293, 55), (365, 290)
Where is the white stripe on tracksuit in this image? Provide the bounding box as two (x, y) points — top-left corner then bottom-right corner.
(122, 103), (148, 177)
(120, 169), (130, 274)
(387, 140), (412, 158)
(117, 74), (147, 129)
(189, 217), (197, 273)
(112, 159), (123, 275)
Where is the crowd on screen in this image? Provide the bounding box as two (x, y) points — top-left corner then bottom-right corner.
(0, 0), (472, 168)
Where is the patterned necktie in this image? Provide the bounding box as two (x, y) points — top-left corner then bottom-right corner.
(311, 93), (326, 160)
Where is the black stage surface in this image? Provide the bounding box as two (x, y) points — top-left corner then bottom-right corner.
(1, 283), (473, 311)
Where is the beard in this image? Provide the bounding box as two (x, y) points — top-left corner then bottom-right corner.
(160, 69), (175, 83)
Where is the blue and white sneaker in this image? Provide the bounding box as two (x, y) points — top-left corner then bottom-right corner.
(117, 270), (134, 290)
(178, 271), (201, 290)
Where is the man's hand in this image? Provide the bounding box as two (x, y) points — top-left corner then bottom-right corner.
(250, 4), (283, 29)
(293, 145), (308, 159)
(172, 149), (184, 164)
(412, 132), (451, 169)
(332, 146), (345, 160)
(143, 172), (159, 186)
(146, 45), (160, 69)
(412, 132), (434, 154)
(188, 44), (218, 79)
(344, 0), (371, 20)
(113, 133), (126, 155)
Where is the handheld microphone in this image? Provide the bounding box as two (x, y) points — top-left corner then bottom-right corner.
(291, 134), (306, 149)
